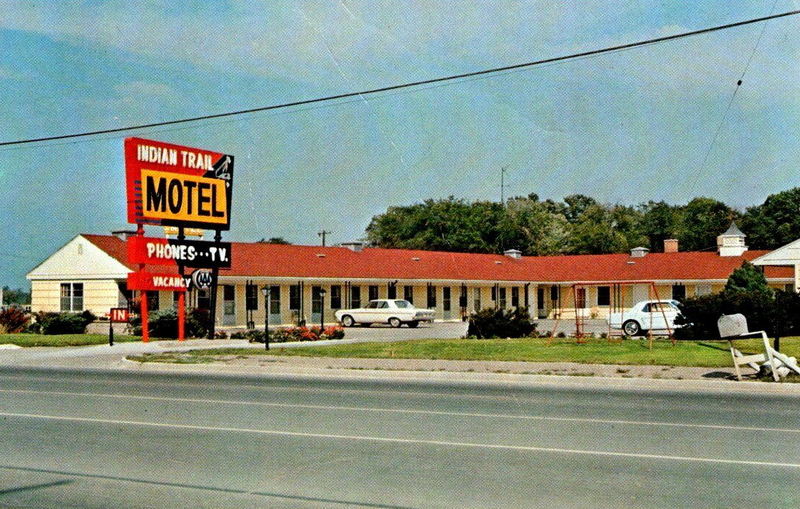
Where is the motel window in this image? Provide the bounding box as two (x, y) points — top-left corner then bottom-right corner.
(403, 286), (414, 304)
(172, 292), (180, 309)
(696, 284), (712, 297)
(289, 285), (301, 310)
(197, 289), (211, 310)
(443, 287), (451, 312)
(368, 285), (379, 301)
(223, 285), (235, 316)
(387, 283), (397, 299)
(330, 285), (342, 309)
(499, 288), (507, 309)
(672, 284), (686, 302)
(473, 287), (481, 311)
(427, 285), (437, 308)
(550, 286), (560, 302)
(459, 286), (467, 309)
(60, 283), (84, 312)
(350, 286), (361, 308)
(597, 286), (610, 306)
(117, 282), (131, 309)
(311, 286), (322, 314)
(245, 284), (258, 311)
(785, 284), (796, 293)
(537, 288), (545, 310)
(266, 286), (280, 314)
(491, 286), (497, 302)
(511, 287), (519, 308)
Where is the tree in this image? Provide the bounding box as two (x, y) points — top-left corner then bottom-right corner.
(639, 201), (682, 252)
(1, 286), (31, 305)
(741, 187), (800, 250)
(562, 194), (598, 223)
(568, 204), (646, 254)
(678, 197), (738, 252)
(258, 237), (290, 244)
(724, 261), (772, 295)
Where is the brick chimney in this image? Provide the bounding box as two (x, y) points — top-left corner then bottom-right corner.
(664, 239), (678, 253)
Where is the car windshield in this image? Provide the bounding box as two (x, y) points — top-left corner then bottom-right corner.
(394, 300), (411, 308)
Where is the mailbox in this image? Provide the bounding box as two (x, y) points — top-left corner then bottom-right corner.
(717, 313), (748, 338)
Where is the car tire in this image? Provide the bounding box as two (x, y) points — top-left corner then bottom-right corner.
(407, 321), (419, 328)
(341, 315), (355, 327)
(388, 317), (402, 328)
(622, 320), (641, 336)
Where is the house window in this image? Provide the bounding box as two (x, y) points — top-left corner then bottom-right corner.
(60, 283), (84, 312)
(330, 285), (342, 309)
(597, 286), (610, 306)
(350, 286), (361, 308)
(403, 286), (414, 304)
(443, 287), (451, 312)
(499, 288), (507, 309)
(368, 285), (379, 301)
(246, 284), (258, 311)
(289, 285), (301, 310)
(672, 284), (686, 301)
(473, 287), (481, 311)
(511, 287), (519, 308)
(427, 285), (437, 308)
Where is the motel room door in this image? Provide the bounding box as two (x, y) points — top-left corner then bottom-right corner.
(222, 285), (236, 326)
(311, 286), (322, 324)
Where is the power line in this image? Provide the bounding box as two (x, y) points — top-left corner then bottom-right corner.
(1, 9), (798, 148)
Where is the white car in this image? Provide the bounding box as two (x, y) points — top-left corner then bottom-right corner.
(335, 299), (435, 328)
(607, 300), (682, 336)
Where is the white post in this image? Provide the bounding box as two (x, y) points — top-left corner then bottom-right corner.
(794, 263), (799, 292)
(0, 286), (3, 309)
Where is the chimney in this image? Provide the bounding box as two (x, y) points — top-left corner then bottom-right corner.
(630, 246), (649, 258)
(112, 229), (137, 241)
(663, 239), (678, 253)
(504, 249), (522, 259)
(340, 241), (364, 253)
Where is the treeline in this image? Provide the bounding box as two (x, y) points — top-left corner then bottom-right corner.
(365, 188), (800, 255)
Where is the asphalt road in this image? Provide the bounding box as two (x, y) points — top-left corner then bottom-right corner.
(1, 367), (799, 508)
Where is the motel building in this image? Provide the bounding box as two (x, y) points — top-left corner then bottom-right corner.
(26, 224), (799, 329)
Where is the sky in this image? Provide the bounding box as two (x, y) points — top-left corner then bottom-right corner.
(1, 0), (799, 289)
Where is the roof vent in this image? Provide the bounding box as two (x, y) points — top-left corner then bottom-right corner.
(340, 241), (364, 253)
(504, 249), (522, 259)
(494, 260), (502, 265)
(316, 253), (326, 258)
(112, 230), (137, 241)
(412, 257), (420, 261)
(717, 222), (748, 257)
(630, 246), (649, 258)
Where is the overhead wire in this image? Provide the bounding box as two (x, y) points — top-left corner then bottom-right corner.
(1, 9), (798, 148)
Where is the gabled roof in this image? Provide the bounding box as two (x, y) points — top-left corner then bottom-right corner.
(752, 238), (800, 267)
(76, 234), (794, 283)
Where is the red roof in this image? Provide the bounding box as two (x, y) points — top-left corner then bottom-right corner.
(82, 234), (794, 283)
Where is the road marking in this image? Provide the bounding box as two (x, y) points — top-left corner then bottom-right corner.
(2, 388), (799, 435)
(1, 411), (799, 469)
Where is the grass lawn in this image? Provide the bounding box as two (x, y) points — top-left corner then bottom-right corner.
(0, 333), (143, 347)
(128, 336), (800, 368)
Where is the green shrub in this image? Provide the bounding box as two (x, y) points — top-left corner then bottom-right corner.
(0, 307), (30, 333)
(36, 312), (94, 335)
(467, 307), (536, 339)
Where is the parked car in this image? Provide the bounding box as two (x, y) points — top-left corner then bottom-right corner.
(335, 299), (435, 328)
(607, 300), (682, 336)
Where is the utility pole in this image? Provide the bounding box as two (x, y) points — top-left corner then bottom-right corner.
(317, 230), (331, 247)
(500, 166), (507, 207)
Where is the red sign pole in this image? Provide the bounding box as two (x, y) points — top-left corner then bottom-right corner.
(137, 224), (150, 343)
(178, 292), (185, 341)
